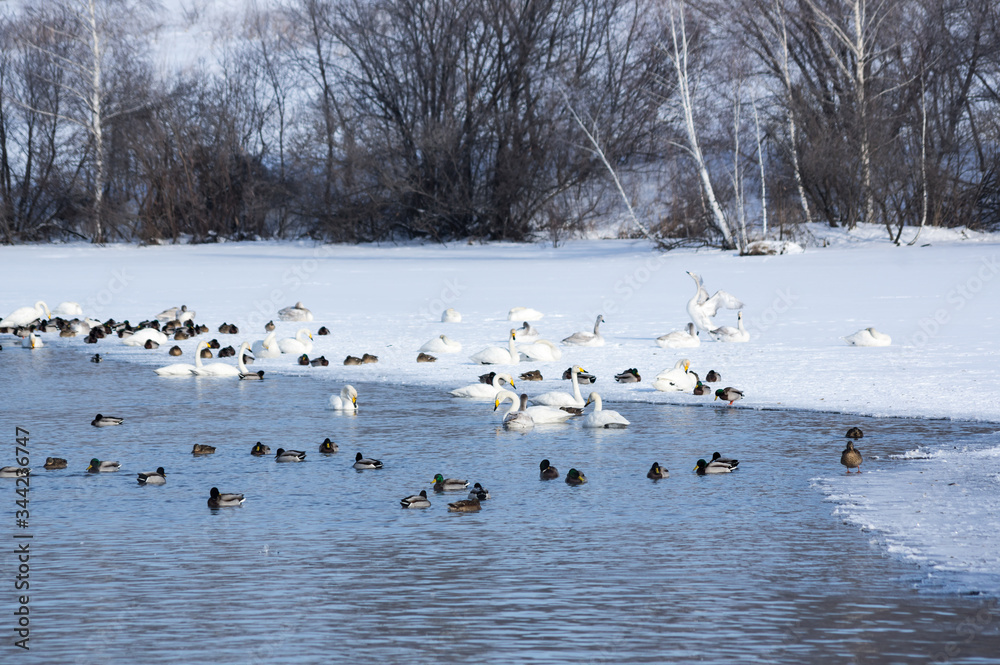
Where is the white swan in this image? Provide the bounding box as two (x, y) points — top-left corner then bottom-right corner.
(843, 327), (892, 347)
(277, 328), (313, 354)
(21, 333), (43, 349)
(711, 311), (750, 343)
(236, 342), (264, 380)
(653, 359), (697, 392)
(686, 271), (743, 331)
(515, 321), (539, 339)
(278, 301), (313, 322)
(193, 341), (241, 376)
(122, 328), (168, 347)
(155, 306), (179, 322)
(419, 334), (463, 354)
(495, 390), (573, 425)
(582, 392), (630, 428)
(562, 315), (605, 347)
(441, 308), (462, 323)
(450, 372), (516, 400)
(175, 305), (196, 323)
(52, 301), (83, 318)
(530, 366), (587, 407)
(469, 329), (519, 365)
(1, 301), (52, 328)
(518, 339), (562, 362)
(656, 322), (700, 349)
(494, 392), (535, 431)
(328, 385), (359, 411)
(252, 331), (281, 358)
(154, 347), (199, 376)
(508, 306), (543, 321)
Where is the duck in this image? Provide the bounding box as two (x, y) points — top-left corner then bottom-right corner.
(43, 457), (67, 470)
(432, 474), (469, 491)
(87, 458), (120, 473)
(265, 320), (276, 332)
(250, 442), (271, 456)
(298, 354), (310, 366)
(519, 369), (543, 381)
(419, 334), (463, 354)
(144, 339), (160, 350)
(693, 381), (711, 396)
(0, 300), (52, 328)
(653, 359), (696, 392)
(686, 271), (743, 331)
(317, 326), (330, 335)
(328, 385), (359, 411)
(468, 483), (491, 500)
(494, 392), (536, 431)
(208, 487), (245, 508)
(278, 328), (313, 355)
(275, 448), (306, 463)
(91, 414), (124, 427)
(705, 370), (722, 383)
(353, 452), (383, 470)
(539, 459), (559, 480)
(711, 452), (739, 469)
(515, 321), (540, 339)
(614, 368), (641, 383)
(0, 467), (29, 478)
(841, 442), (863, 473)
(846, 427), (864, 439)
(21, 333), (43, 349)
(495, 390), (572, 425)
(169, 345), (183, 356)
(479, 371), (497, 384)
(508, 306), (543, 321)
(695, 458), (734, 474)
(518, 338), (563, 362)
(450, 372), (515, 400)
(252, 331), (281, 358)
(361, 353), (378, 364)
(319, 438), (339, 453)
(711, 311), (750, 343)
(344, 355), (363, 365)
(278, 301), (313, 322)
(647, 463), (669, 480)
(238, 342), (264, 379)
(562, 367), (596, 384)
(416, 352), (436, 363)
(122, 327), (169, 347)
(441, 308), (462, 323)
(582, 392), (630, 429)
(531, 366), (587, 407)
(240, 370), (265, 380)
(400, 490), (431, 508)
(192, 444), (216, 455)
(656, 322), (700, 349)
(469, 329), (519, 365)
(447, 498), (481, 512)
(137, 467), (166, 485)
(562, 314), (605, 347)
(843, 327), (892, 346)
(192, 341), (240, 377)
(714, 387), (744, 405)
(565, 468), (587, 485)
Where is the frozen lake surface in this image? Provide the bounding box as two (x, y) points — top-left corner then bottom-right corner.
(3, 346), (999, 663)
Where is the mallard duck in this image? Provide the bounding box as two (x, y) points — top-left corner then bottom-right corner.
(43, 457), (67, 470)
(137, 467), (166, 485)
(275, 448), (306, 463)
(562, 314), (605, 347)
(560, 406), (584, 416)
(417, 353), (437, 363)
(208, 487), (244, 508)
(218, 345), (235, 358)
(0, 467), (29, 478)
(319, 438), (339, 453)
(447, 498), (481, 512)
(468, 483), (491, 500)
(353, 452), (383, 470)
(705, 370), (722, 383)
(344, 355), (363, 365)
(265, 320), (275, 331)
(250, 442), (271, 456)
(562, 367), (597, 384)
(647, 462), (669, 480)
(89, 353), (102, 363)
(841, 442), (863, 473)
(91, 414), (124, 427)
(539, 459), (559, 480)
(565, 468), (587, 485)
(192, 444), (216, 455)
(843, 327), (891, 347)
(478, 371), (497, 384)
(614, 368), (641, 383)
(694, 459), (734, 474)
(433, 474), (468, 491)
(711, 452), (739, 469)
(169, 345), (183, 356)
(519, 369), (543, 381)
(361, 354), (379, 364)
(297, 354), (310, 366)
(846, 427), (864, 439)
(239, 370), (265, 381)
(200, 347), (213, 358)
(693, 381), (711, 395)
(714, 387), (744, 405)
(144, 339), (160, 350)
(87, 458), (120, 473)
(400, 490), (431, 508)
(317, 326), (330, 335)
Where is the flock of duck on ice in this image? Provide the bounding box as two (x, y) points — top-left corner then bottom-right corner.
(1, 270), (879, 509)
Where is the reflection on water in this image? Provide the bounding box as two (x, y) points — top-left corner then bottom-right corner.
(1, 347), (998, 664)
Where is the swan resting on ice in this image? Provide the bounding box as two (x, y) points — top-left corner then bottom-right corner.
(562, 315), (605, 347)
(656, 322), (700, 349)
(842, 327), (891, 347)
(469, 329), (519, 365)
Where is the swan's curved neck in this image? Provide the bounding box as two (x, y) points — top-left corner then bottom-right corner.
(498, 390), (519, 418)
(571, 368), (583, 401)
(593, 317), (602, 334)
(297, 328), (309, 342)
(237, 343), (250, 373)
(591, 393), (603, 411)
(508, 333), (517, 361)
(195, 343), (206, 368)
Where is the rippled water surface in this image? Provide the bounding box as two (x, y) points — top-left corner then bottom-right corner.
(2, 348), (999, 664)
